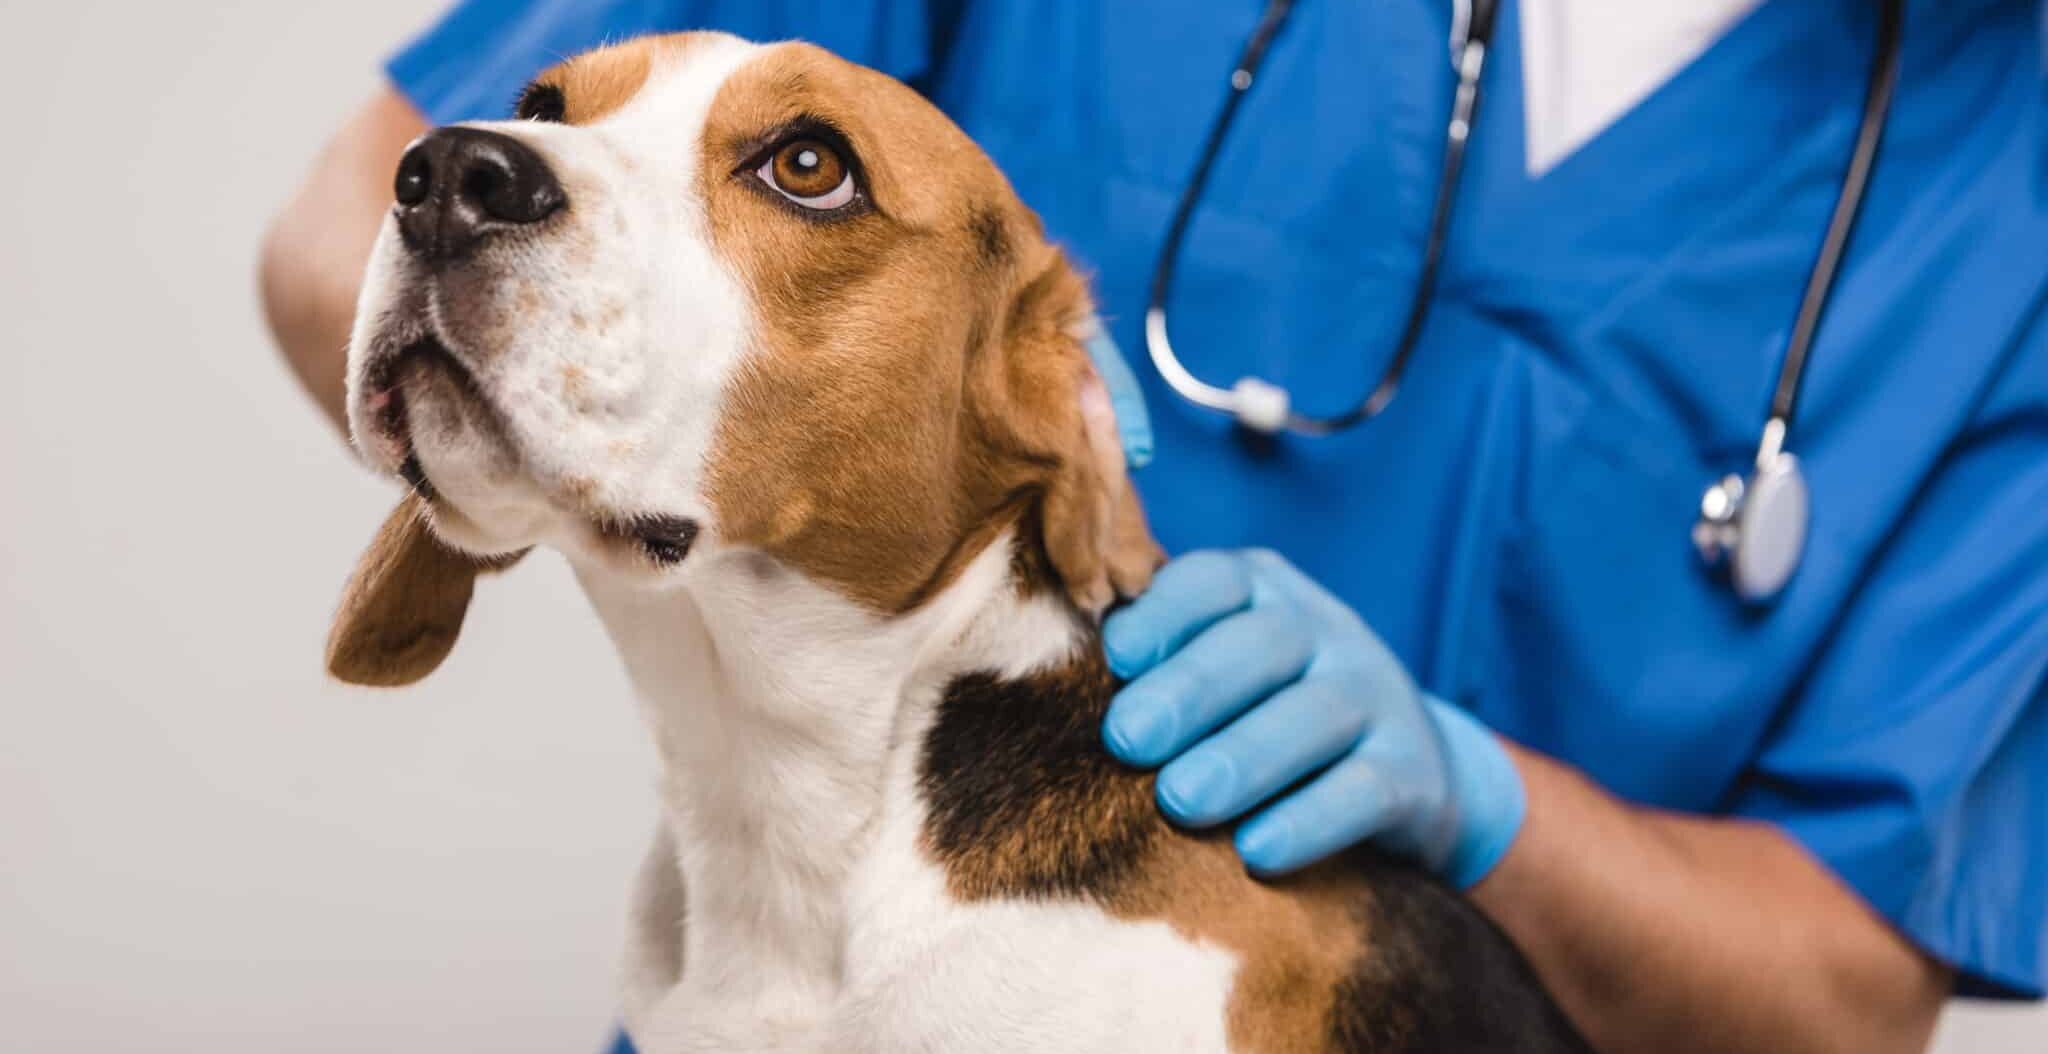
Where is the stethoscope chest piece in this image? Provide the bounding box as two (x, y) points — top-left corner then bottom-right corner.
(1693, 449), (1809, 604)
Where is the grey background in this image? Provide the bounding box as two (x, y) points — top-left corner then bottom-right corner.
(0, 0), (2038, 1050)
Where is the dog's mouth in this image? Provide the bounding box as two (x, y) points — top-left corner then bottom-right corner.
(361, 335), (503, 501)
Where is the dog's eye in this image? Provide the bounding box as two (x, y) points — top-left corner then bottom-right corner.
(755, 138), (856, 211)
(516, 82), (566, 123)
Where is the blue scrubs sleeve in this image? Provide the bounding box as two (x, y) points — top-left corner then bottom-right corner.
(386, 0), (952, 126)
(1729, 323), (2048, 998)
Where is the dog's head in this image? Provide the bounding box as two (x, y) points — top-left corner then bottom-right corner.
(328, 33), (1160, 687)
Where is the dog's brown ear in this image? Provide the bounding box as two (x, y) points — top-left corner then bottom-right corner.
(985, 251), (1164, 615)
(326, 494), (520, 687)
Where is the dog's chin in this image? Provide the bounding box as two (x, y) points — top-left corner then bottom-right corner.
(352, 320), (707, 575)
(347, 332), (531, 545)
(405, 400), (704, 577)
(404, 398), (552, 551)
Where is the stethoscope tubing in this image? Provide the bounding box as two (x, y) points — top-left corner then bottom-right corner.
(1146, 0), (1898, 450)
(1142, 0), (1905, 603)
(1144, 0), (1499, 435)
(1761, 0), (1902, 465)
(1142, 0), (1299, 421)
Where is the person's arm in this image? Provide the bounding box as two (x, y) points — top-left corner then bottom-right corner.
(1472, 745), (1949, 1054)
(259, 88), (427, 431)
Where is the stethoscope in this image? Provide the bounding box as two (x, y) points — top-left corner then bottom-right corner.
(1144, 0), (1903, 603)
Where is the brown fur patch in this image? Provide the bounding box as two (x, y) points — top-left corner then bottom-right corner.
(527, 37), (661, 126)
(691, 40), (1158, 613)
(559, 362), (588, 404)
(326, 494), (524, 686)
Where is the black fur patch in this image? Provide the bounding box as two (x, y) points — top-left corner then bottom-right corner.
(1326, 851), (1590, 1053)
(919, 653), (1158, 898)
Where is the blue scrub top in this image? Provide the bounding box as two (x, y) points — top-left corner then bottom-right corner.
(389, 0), (2047, 999)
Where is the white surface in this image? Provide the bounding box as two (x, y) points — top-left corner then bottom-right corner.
(1, 1), (648, 1051)
(0, 1), (2037, 1051)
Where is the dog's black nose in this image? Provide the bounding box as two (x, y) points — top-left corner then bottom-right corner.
(394, 127), (565, 260)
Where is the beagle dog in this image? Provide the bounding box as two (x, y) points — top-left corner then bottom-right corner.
(327, 32), (1586, 1054)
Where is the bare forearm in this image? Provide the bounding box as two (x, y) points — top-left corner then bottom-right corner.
(1470, 746), (1949, 1054)
(260, 88), (426, 432)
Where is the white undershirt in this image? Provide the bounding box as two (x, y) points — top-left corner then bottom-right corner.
(1518, 0), (1766, 175)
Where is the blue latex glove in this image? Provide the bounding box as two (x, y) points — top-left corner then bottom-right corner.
(1102, 549), (1525, 887)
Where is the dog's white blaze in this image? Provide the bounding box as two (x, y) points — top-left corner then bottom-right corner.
(586, 533), (1238, 1053)
(498, 34), (763, 540)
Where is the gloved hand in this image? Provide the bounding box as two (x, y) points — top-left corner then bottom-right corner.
(1101, 549), (1525, 887)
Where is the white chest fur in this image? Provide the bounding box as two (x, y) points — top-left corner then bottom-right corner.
(577, 538), (1239, 1053)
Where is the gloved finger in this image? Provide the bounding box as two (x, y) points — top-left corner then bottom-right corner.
(1242, 547), (1394, 647)
(1238, 547), (1339, 615)
(1102, 550), (1254, 679)
(1152, 677), (1362, 827)
(1341, 727), (1460, 868)
(1231, 756), (1418, 876)
(1105, 606), (1314, 767)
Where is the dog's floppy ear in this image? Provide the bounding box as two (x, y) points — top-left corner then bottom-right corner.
(1054, 357), (1163, 614)
(326, 494), (520, 687)
(981, 250), (1164, 615)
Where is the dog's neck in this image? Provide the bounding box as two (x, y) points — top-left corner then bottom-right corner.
(576, 530), (1087, 1015)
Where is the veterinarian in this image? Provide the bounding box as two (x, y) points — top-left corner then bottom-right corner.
(262, 2), (2046, 1051)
